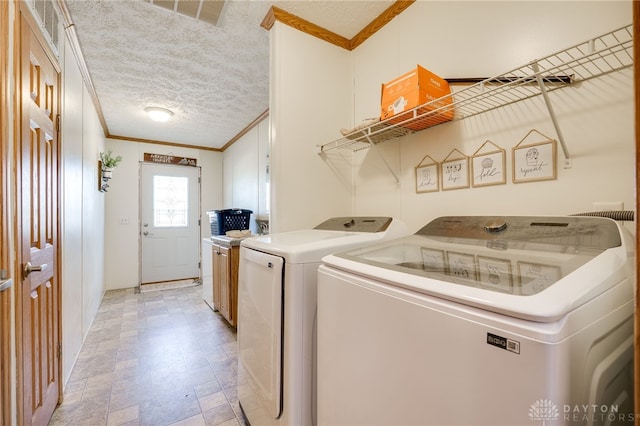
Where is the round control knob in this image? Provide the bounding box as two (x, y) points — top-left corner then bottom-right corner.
(484, 219), (507, 233)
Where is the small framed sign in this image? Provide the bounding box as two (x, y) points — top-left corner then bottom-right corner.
(440, 148), (469, 191)
(415, 154), (439, 193)
(512, 130), (557, 183)
(144, 153), (197, 167)
(471, 140), (506, 187)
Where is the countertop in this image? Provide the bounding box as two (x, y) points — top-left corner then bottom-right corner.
(209, 234), (255, 247)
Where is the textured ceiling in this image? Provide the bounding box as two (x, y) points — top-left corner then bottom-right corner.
(63, 0), (396, 150)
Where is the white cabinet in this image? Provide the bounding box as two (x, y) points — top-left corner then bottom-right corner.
(202, 239), (214, 310)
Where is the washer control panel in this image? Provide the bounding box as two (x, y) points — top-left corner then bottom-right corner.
(314, 217), (392, 233)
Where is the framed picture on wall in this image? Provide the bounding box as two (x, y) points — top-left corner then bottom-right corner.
(440, 148), (469, 191)
(471, 140), (506, 187)
(512, 130), (557, 183)
(415, 154), (439, 193)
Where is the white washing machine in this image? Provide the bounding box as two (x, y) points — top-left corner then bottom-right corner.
(317, 215), (635, 426)
(237, 217), (407, 426)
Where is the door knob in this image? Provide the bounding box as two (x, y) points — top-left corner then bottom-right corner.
(143, 231), (149, 235)
(23, 262), (48, 278)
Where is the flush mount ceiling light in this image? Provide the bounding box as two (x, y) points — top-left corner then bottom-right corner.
(145, 106), (174, 122)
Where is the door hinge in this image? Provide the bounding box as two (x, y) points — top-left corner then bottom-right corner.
(58, 342), (62, 359)
(198, 262), (201, 269)
(56, 114), (61, 132)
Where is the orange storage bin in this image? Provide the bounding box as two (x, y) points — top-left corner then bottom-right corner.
(380, 65), (454, 130)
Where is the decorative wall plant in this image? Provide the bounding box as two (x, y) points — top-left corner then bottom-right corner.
(98, 151), (123, 192)
(100, 150), (122, 169)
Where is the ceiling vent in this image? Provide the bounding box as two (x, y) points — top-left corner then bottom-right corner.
(146, 0), (226, 26)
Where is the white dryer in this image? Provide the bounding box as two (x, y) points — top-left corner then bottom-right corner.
(317, 215), (635, 426)
(237, 217), (407, 426)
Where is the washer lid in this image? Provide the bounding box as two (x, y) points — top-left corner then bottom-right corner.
(324, 216), (632, 321)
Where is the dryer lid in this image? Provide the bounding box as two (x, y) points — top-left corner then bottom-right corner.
(314, 217), (393, 232)
(241, 217), (406, 264)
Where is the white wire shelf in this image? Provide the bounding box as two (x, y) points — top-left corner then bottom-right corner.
(318, 24), (633, 155)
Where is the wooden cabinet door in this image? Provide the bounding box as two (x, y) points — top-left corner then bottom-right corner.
(212, 243), (239, 327)
(229, 246), (240, 327)
(217, 246), (231, 322)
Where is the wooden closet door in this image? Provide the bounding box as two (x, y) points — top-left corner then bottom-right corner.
(0, 3), (11, 425)
(16, 6), (61, 425)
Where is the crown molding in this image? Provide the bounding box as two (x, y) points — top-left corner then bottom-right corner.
(262, 1), (416, 51)
(349, 1), (415, 50)
(220, 109), (269, 151)
(108, 108), (268, 152)
(107, 134), (222, 152)
(261, 6), (351, 50)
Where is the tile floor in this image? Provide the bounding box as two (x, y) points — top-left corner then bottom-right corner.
(49, 284), (247, 426)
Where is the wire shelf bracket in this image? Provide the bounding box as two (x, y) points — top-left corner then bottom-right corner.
(530, 61), (572, 169)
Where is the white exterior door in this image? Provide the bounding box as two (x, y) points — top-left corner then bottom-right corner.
(140, 163), (201, 284)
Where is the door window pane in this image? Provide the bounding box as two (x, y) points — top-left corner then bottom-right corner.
(153, 175), (188, 227)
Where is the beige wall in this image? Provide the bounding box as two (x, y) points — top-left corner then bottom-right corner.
(268, 23), (353, 233)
